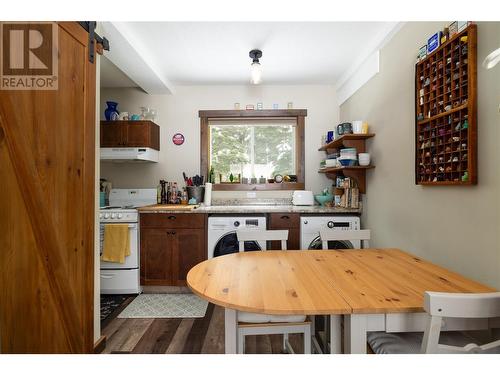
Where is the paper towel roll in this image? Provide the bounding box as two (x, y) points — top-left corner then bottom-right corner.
(204, 182), (212, 206)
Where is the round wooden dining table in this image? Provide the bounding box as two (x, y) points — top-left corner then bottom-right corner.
(187, 250), (352, 354)
(187, 248), (494, 354)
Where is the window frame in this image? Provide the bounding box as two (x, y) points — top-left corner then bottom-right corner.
(200, 109), (306, 191)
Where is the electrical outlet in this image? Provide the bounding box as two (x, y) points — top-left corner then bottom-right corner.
(246, 192), (256, 198)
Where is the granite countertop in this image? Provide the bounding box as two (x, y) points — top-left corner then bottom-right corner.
(137, 204), (361, 214)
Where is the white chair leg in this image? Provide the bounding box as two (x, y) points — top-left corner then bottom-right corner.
(225, 308), (238, 354)
(330, 315), (342, 354)
(304, 323), (311, 354)
(283, 333), (289, 351)
(237, 330), (245, 354)
(421, 315), (442, 354)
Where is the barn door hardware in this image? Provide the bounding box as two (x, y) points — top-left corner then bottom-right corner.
(78, 21), (110, 63)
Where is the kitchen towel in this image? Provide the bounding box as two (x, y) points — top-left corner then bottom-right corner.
(101, 224), (130, 263)
(204, 182), (212, 206)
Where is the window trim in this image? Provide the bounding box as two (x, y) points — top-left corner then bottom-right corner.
(199, 109), (306, 191)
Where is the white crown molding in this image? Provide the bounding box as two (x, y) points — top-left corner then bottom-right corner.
(335, 22), (405, 105)
(101, 22), (175, 95)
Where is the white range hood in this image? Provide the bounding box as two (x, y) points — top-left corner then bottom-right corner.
(100, 147), (159, 163)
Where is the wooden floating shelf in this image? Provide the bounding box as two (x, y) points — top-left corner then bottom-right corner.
(318, 166), (375, 173)
(318, 133), (375, 151)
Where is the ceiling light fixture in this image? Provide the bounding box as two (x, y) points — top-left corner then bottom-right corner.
(249, 49), (263, 84)
(483, 47), (500, 69)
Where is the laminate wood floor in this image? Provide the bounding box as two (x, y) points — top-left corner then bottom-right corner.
(102, 301), (305, 354)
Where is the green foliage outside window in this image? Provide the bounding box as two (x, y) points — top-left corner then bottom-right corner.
(210, 123), (295, 180)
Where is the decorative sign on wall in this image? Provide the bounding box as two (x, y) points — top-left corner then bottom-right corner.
(172, 133), (185, 146)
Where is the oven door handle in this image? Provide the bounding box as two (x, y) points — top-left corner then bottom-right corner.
(100, 273), (116, 279)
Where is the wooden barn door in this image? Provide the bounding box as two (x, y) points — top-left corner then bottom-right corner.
(0, 22), (96, 353)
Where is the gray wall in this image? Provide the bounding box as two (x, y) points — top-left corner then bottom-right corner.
(340, 22), (500, 289)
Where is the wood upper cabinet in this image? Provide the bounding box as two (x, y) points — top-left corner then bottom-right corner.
(100, 120), (160, 150)
(268, 213), (301, 250)
(140, 213), (206, 286)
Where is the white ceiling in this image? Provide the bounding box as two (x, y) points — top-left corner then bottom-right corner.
(100, 56), (139, 88)
(100, 22), (399, 88)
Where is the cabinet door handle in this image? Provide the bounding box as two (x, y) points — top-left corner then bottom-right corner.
(168, 215), (176, 220)
(171, 231), (176, 235)
(280, 215), (290, 220)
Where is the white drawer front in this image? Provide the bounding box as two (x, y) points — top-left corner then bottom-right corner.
(100, 269), (140, 294)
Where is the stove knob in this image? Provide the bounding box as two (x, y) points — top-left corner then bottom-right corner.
(99, 213), (103, 219)
(234, 221), (240, 227)
(303, 220), (308, 225)
(327, 221), (335, 228)
(104, 213), (110, 219)
(111, 213), (116, 219)
(117, 213), (123, 219)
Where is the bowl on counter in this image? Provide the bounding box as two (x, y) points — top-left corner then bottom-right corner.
(314, 194), (334, 206)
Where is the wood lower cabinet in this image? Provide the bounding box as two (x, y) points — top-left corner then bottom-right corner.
(101, 120), (160, 150)
(172, 229), (206, 285)
(268, 213), (301, 250)
(140, 213), (206, 286)
(140, 228), (174, 285)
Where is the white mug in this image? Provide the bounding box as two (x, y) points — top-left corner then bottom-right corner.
(352, 120), (363, 134)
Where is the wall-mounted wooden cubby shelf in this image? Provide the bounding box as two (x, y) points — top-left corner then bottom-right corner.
(415, 24), (477, 185)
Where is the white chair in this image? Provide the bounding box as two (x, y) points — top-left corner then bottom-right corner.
(367, 291), (500, 354)
(319, 229), (371, 250)
(312, 229), (371, 354)
(235, 229), (311, 354)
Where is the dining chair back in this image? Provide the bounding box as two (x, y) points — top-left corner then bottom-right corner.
(319, 229), (371, 249)
(234, 229), (310, 354)
(237, 229), (288, 251)
(421, 291), (500, 353)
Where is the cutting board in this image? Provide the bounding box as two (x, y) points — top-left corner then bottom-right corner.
(139, 204), (199, 211)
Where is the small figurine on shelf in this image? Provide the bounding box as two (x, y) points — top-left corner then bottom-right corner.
(462, 171), (469, 182)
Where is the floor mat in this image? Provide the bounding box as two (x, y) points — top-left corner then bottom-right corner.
(100, 294), (129, 321)
(118, 293), (208, 319)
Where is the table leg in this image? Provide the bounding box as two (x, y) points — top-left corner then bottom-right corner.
(224, 308), (238, 354)
(329, 315), (342, 354)
(344, 314), (367, 354)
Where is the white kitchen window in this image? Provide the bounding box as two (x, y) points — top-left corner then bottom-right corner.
(208, 118), (297, 181)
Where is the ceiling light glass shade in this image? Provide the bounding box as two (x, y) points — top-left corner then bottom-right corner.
(250, 61), (262, 84)
(483, 47), (500, 69)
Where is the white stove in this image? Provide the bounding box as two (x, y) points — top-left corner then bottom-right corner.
(99, 189), (156, 294)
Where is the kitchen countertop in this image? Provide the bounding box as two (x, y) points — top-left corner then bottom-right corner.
(137, 204), (361, 214)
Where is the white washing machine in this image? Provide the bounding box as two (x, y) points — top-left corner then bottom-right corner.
(207, 216), (267, 258)
(301, 216), (361, 249)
